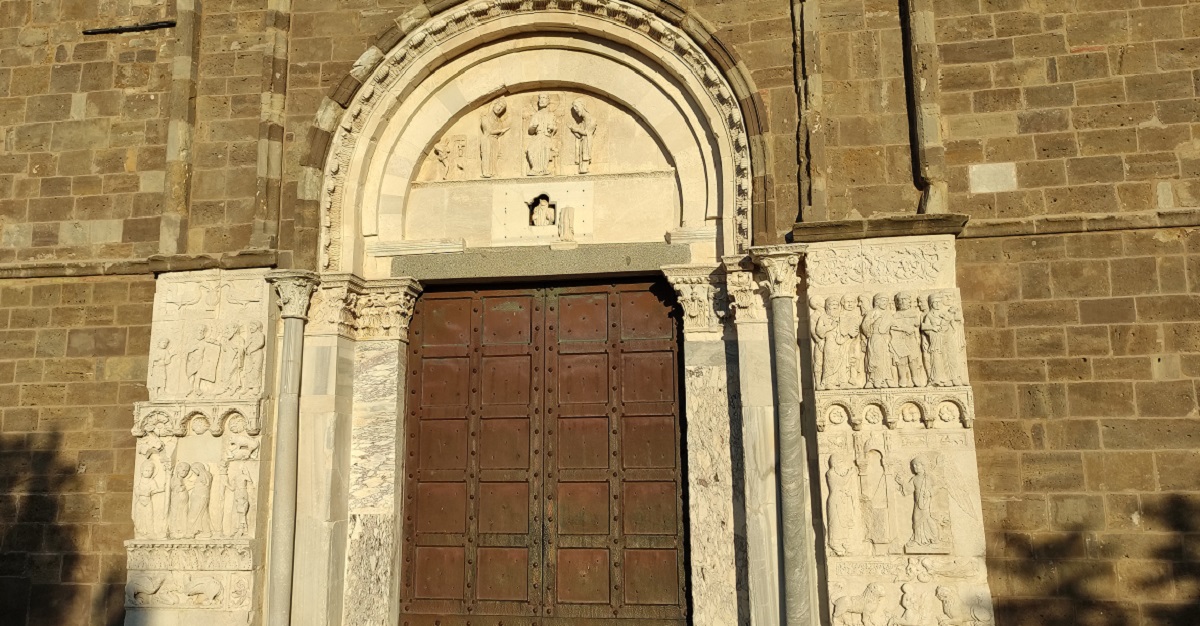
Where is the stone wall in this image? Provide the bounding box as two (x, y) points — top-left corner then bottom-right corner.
(0, 275), (153, 625)
(959, 228), (1200, 625)
(0, 1), (173, 264)
(937, 1), (1200, 225)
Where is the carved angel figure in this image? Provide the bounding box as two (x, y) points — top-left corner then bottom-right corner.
(479, 98), (510, 178)
(891, 292), (926, 388)
(569, 98), (597, 174)
(862, 293), (897, 389)
(826, 453), (859, 556)
(526, 94), (558, 176)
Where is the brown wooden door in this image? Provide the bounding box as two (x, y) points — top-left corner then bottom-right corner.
(401, 282), (687, 626)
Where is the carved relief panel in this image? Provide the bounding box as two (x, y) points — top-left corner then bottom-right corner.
(403, 90), (681, 248)
(804, 236), (994, 626)
(127, 269), (273, 618)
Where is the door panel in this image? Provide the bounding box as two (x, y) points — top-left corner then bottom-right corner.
(402, 282), (685, 626)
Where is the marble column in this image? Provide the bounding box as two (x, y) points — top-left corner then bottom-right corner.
(663, 265), (740, 626)
(752, 247), (821, 626)
(725, 260), (782, 626)
(265, 270), (318, 626)
(802, 235), (995, 624)
(340, 278), (421, 626)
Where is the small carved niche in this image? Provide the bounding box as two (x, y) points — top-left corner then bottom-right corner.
(528, 194), (556, 227)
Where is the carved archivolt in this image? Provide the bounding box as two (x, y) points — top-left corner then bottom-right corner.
(319, 0), (753, 271)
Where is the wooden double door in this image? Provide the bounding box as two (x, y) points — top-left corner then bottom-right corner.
(401, 281), (688, 626)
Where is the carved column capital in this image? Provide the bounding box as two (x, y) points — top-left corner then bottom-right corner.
(752, 248), (800, 299)
(267, 271), (318, 320)
(725, 269), (768, 323)
(307, 274), (364, 338)
(355, 278), (423, 341)
(662, 265), (728, 334)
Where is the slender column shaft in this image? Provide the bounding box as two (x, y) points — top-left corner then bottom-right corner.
(755, 252), (820, 626)
(266, 271), (317, 626)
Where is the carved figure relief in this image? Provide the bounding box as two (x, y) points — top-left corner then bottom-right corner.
(241, 322), (265, 396)
(811, 289), (969, 391)
(807, 241), (952, 289)
(890, 583), (933, 626)
(480, 98), (510, 178)
(569, 98), (598, 174)
(826, 453), (860, 557)
(433, 136), (467, 181)
(134, 460), (166, 537)
(530, 194), (556, 226)
(526, 94), (559, 176)
(856, 444), (893, 554)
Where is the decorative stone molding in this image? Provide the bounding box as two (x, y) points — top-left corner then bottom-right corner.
(267, 270), (319, 320)
(803, 235), (994, 625)
(662, 265), (728, 333)
(752, 247), (800, 299)
(319, 0), (753, 271)
(305, 275), (423, 340)
(127, 269), (273, 618)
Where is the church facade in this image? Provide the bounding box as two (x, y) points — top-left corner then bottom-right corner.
(0, 1), (1198, 625)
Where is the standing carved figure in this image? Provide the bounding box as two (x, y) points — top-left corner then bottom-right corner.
(922, 293), (968, 387)
(240, 321), (265, 396)
(862, 293), (897, 388)
(840, 295), (864, 388)
(186, 325), (220, 397)
(826, 453), (858, 556)
(526, 94), (558, 176)
(557, 205), (575, 241)
(433, 139), (454, 181)
(569, 98), (597, 174)
(133, 461), (166, 537)
(857, 448), (892, 554)
(168, 462), (191, 539)
(148, 339), (172, 398)
(480, 98), (510, 178)
(898, 452), (944, 550)
(891, 292), (926, 388)
(216, 323), (245, 396)
(814, 297), (843, 389)
(808, 296), (826, 381)
(230, 468), (254, 537)
(188, 463), (213, 538)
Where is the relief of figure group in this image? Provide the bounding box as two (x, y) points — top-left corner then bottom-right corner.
(133, 415), (260, 541)
(149, 321), (266, 401)
(810, 291), (968, 392)
(435, 93), (600, 181)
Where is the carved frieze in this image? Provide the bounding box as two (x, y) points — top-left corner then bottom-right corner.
(126, 541), (254, 571)
(808, 289), (969, 393)
(663, 265), (728, 333)
(125, 570), (252, 610)
(807, 239), (954, 290)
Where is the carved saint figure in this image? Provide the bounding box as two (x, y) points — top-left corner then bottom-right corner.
(837, 295), (864, 388)
(569, 98), (597, 174)
(230, 467), (254, 537)
(814, 297), (849, 389)
(188, 463), (213, 538)
(525, 94), (558, 176)
(832, 583), (887, 626)
(186, 325), (220, 397)
(480, 98), (510, 178)
(168, 462), (191, 539)
(148, 339), (172, 398)
(133, 461), (166, 538)
(216, 323), (245, 396)
(240, 321), (265, 396)
(825, 453), (858, 556)
(808, 296), (826, 380)
(922, 293), (968, 387)
(857, 448), (892, 553)
(891, 292), (927, 388)
(862, 293), (897, 389)
(891, 583), (933, 626)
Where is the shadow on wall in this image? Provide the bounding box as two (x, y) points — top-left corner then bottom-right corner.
(992, 494), (1200, 626)
(0, 430), (126, 626)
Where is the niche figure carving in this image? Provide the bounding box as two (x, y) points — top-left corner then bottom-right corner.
(569, 98), (597, 174)
(825, 453), (859, 556)
(530, 195), (556, 227)
(526, 94), (558, 176)
(433, 137), (466, 181)
(480, 98), (510, 178)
